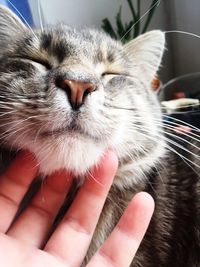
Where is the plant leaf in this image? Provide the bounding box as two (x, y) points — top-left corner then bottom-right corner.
(123, 20), (134, 41)
(142, 0), (159, 33)
(101, 18), (118, 39)
(127, 0), (137, 20)
(134, 0), (141, 37)
(116, 6), (125, 38)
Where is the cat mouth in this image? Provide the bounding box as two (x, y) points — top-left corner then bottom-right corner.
(40, 124), (98, 141)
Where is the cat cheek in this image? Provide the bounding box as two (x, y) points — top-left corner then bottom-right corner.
(87, 87), (104, 106)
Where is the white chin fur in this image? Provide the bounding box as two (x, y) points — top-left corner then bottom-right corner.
(24, 137), (106, 176)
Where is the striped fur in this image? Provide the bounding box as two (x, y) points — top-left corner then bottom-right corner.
(0, 6), (199, 267)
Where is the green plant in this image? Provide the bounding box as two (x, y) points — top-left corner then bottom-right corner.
(101, 0), (159, 43)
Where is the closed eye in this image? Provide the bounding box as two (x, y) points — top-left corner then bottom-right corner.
(9, 56), (52, 70)
(102, 72), (121, 76)
(102, 72), (131, 77)
(101, 72), (124, 84)
(24, 57), (52, 70)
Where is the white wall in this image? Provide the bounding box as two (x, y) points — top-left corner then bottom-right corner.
(29, 0), (166, 29)
(29, 0), (131, 28)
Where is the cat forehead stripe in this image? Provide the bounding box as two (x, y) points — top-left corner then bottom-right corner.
(40, 32), (72, 63)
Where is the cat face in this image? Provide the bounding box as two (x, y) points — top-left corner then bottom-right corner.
(0, 6), (165, 181)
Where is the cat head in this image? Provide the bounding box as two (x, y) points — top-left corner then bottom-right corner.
(0, 6), (165, 183)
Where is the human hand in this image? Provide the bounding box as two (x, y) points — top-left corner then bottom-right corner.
(0, 150), (154, 267)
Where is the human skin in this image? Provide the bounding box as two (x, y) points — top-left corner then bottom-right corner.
(0, 150), (154, 267)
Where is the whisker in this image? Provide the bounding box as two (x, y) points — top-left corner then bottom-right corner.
(104, 103), (200, 132)
(37, 0), (44, 32)
(87, 170), (104, 187)
(131, 126), (200, 170)
(104, 102), (200, 113)
(8, 127), (34, 152)
(7, 0), (39, 41)
(132, 114), (200, 139)
(159, 127), (200, 153)
(161, 102), (200, 108)
(162, 114), (200, 132)
(153, 119), (200, 142)
(165, 30), (200, 40)
(132, 124), (200, 164)
(0, 110), (16, 117)
(133, 123), (199, 156)
(33, 124), (46, 146)
(0, 114), (45, 129)
(128, 114), (200, 142)
(120, 0), (161, 41)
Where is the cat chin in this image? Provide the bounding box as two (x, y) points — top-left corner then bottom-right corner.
(23, 137), (107, 177)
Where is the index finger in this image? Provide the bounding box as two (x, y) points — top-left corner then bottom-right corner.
(45, 150), (118, 266)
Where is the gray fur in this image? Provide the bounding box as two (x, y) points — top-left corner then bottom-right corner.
(0, 6), (199, 267)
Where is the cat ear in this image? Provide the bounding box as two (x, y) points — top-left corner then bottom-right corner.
(124, 30), (165, 82)
(0, 5), (26, 43)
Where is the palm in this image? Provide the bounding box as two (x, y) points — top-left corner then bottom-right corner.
(0, 151), (154, 267)
(0, 235), (65, 267)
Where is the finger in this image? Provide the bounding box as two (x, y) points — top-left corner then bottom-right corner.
(0, 151), (38, 233)
(8, 170), (73, 247)
(87, 192), (154, 267)
(45, 150), (118, 267)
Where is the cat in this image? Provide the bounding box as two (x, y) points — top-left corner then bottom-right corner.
(0, 5), (200, 267)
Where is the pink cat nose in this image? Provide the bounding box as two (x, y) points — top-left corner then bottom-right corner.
(58, 79), (95, 109)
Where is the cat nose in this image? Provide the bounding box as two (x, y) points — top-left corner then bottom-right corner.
(58, 79), (96, 109)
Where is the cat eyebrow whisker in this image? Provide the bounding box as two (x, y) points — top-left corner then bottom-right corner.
(165, 30), (200, 40)
(37, 0), (44, 32)
(7, 0), (39, 41)
(120, 0), (161, 42)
